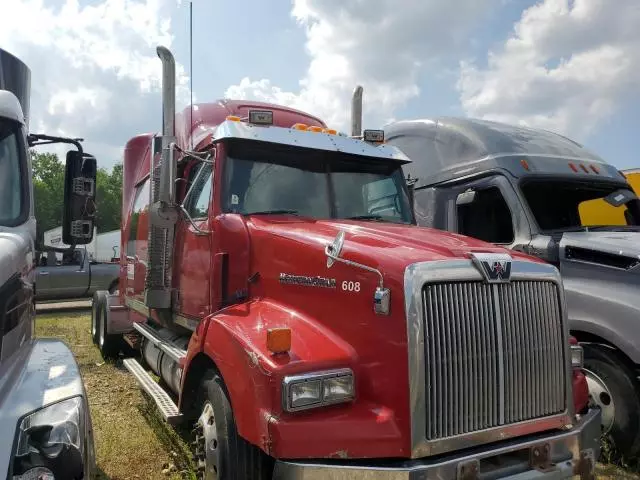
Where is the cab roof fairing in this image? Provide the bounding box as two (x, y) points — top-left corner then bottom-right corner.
(383, 117), (625, 188)
(192, 119), (412, 164)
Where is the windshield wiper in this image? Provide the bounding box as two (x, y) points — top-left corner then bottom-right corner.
(345, 214), (388, 222)
(245, 209), (300, 216)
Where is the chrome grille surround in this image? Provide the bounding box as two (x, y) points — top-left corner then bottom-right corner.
(404, 259), (575, 458)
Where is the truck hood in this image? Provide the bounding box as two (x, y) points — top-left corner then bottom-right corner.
(249, 216), (533, 267)
(559, 231), (640, 270)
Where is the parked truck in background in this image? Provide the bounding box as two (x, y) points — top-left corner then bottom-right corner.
(351, 87), (640, 458)
(35, 245), (119, 300)
(0, 47), (96, 480)
(91, 46), (600, 479)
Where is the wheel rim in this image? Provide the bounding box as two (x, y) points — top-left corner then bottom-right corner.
(99, 311), (105, 348)
(584, 367), (615, 433)
(91, 303), (97, 338)
(195, 402), (219, 480)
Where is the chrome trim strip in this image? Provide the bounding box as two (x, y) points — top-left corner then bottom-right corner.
(174, 314), (198, 331)
(272, 408), (600, 480)
(492, 283), (506, 425)
(125, 296), (199, 332)
(403, 259), (574, 458)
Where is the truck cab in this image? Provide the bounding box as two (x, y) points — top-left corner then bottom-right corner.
(381, 114), (640, 458)
(0, 48), (97, 479)
(94, 47), (601, 479)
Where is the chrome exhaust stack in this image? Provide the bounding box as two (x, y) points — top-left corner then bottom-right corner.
(351, 85), (363, 138)
(145, 45), (178, 311)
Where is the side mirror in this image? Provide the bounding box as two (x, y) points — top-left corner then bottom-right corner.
(62, 150), (97, 245)
(456, 189), (477, 206)
(326, 230), (346, 268)
(406, 175), (418, 221)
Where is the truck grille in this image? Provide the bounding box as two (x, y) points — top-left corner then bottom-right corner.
(422, 280), (566, 440)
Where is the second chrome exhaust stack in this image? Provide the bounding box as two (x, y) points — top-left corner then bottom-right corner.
(351, 85), (363, 137)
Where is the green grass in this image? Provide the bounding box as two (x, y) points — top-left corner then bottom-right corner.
(35, 311), (640, 479)
(36, 312), (196, 480)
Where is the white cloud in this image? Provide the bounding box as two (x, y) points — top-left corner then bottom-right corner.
(458, 0), (640, 140)
(0, 0), (189, 168)
(224, 0), (496, 133)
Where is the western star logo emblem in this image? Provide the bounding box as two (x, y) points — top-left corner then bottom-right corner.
(470, 253), (513, 283)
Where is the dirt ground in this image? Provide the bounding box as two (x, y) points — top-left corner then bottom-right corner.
(35, 311), (639, 479)
(36, 311), (196, 479)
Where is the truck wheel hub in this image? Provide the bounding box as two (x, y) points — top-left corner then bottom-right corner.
(195, 402), (219, 480)
(584, 368), (615, 432)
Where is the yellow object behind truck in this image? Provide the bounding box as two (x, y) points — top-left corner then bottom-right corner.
(578, 168), (639, 226)
(625, 169), (640, 195)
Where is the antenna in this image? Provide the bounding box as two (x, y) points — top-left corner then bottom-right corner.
(189, 0), (193, 150)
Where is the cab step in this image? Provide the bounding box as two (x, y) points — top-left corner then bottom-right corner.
(122, 358), (183, 425)
(132, 322), (187, 363)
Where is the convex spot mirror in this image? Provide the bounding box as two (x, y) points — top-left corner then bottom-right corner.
(62, 150), (97, 245)
(456, 189), (477, 206)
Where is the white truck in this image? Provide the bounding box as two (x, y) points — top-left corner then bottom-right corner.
(0, 47), (97, 479)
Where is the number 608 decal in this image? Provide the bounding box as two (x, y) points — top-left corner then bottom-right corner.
(341, 280), (361, 292)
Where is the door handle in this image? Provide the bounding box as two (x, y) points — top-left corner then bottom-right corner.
(38, 272), (49, 275)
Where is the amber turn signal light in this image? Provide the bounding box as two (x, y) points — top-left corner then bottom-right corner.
(267, 327), (291, 354)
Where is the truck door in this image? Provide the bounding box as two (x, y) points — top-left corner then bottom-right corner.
(448, 175), (531, 249)
(174, 163), (212, 319)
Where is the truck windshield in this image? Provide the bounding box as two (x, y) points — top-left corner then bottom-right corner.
(222, 148), (413, 224)
(0, 118), (24, 225)
(520, 179), (640, 232)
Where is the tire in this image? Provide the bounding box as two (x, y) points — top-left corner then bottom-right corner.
(90, 292), (102, 345)
(583, 344), (640, 458)
(192, 371), (273, 480)
(108, 279), (119, 295)
(97, 299), (121, 360)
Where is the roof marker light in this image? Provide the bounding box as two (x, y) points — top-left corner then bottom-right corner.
(248, 110), (273, 125)
(363, 129), (385, 143)
(307, 125), (323, 133)
(580, 164), (590, 173)
(323, 128), (337, 135)
(226, 115), (241, 122)
(292, 123), (308, 130)
(590, 164), (600, 174)
(520, 159), (530, 171)
(569, 162), (579, 173)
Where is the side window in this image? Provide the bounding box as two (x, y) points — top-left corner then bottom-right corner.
(186, 168), (212, 219)
(127, 178), (150, 256)
(457, 186), (514, 244)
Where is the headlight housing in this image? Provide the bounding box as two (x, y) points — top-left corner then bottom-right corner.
(282, 369), (355, 412)
(11, 396), (87, 480)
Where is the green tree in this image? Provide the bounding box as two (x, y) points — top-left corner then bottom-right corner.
(31, 151), (122, 245)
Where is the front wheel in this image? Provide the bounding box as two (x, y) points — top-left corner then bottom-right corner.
(192, 371), (272, 480)
(583, 344), (640, 459)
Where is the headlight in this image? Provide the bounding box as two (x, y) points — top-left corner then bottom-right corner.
(12, 396), (86, 480)
(283, 369), (355, 412)
(571, 344), (584, 369)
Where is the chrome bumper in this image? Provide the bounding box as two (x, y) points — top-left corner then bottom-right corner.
(272, 408), (601, 480)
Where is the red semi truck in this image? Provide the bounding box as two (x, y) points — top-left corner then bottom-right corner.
(91, 46), (600, 479)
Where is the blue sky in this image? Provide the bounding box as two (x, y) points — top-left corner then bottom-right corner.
(1, 0), (639, 170)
